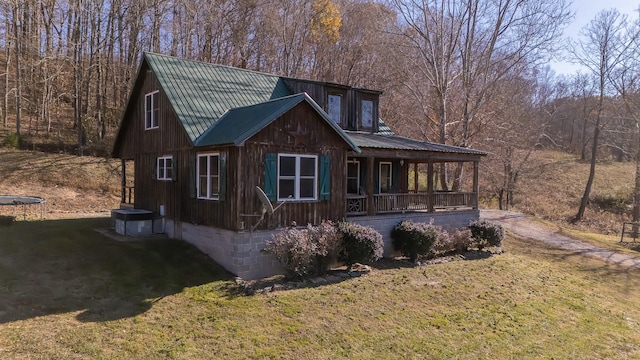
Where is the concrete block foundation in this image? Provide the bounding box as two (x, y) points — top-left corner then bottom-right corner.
(165, 209), (480, 280)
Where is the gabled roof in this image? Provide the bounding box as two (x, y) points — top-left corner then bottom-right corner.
(345, 131), (487, 156)
(144, 52), (292, 142)
(195, 93), (360, 152)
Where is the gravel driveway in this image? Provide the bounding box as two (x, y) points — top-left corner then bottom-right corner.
(481, 209), (640, 269)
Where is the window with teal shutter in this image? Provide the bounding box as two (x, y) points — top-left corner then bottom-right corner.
(264, 153), (277, 201)
(320, 155), (330, 200)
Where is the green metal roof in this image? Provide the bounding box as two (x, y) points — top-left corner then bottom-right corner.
(377, 120), (395, 135)
(144, 52), (292, 142)
(345, 131), (487, 156)
(195, 93), (360, 152)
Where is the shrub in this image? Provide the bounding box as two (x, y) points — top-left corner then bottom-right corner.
(265, 221), (340, 279)
(430, 229), (472, 257)
(391, 220), (444, 262)
(337, 222), (383, 266)
(468, 219), (505, 249)
(450, 229), (473, 253)
(306, 221), (341, 275)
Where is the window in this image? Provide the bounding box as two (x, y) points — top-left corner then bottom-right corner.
(278, 154), (317, 200)
(197, 153), (220, 199)
(328, 94), (342, 123)
(145, 91), (159, 129)
(347, 159), (360, 194)
(379, 162), (392, 193)
(157, 156), (173, 181)
(361, 100), (373, 128)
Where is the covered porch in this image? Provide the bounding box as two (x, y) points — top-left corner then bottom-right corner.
(343, 132), (486, 217)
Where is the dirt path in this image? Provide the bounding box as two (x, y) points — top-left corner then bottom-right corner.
(481, 209), (640, 269)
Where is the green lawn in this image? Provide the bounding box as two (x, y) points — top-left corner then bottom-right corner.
(2, 218), (640, 359)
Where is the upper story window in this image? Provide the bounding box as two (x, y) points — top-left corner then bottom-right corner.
(145, 91), (159, 129)
(361, 100), (373, 128)
(328, 94), (342, 124)
(157, 156), (173, 181)
(278, 154), (317, 201)
(197, 153), (220, 200)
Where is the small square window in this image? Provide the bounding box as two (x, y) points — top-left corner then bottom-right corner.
(157, 156), (173, 181)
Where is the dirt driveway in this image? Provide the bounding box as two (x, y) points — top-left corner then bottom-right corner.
(481, 209), (640, 269)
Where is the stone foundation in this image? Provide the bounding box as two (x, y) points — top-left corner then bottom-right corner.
(165, 209), (479, 279)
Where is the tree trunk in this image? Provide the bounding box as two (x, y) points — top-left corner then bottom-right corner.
(13, 4), (21, 136)
(573, 124), (600, 223)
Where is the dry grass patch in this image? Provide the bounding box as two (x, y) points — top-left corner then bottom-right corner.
(493, 150), (635, 235)
(0, 149), (121, 218)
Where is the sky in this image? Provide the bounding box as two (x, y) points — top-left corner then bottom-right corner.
(549, 0), (640, 75)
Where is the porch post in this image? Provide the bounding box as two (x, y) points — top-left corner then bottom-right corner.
(367, 157), (375, 216)
(121, 158), (126, 204)
(427, 159), (434, 212)
(473, 161), (479, 209)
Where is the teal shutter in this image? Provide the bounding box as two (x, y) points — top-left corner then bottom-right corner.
(320, 155), (330, 200)
(264, 153), (277, 201)
(152, 158), (158, 180)
(219, 153), (227, 201)
(189, 153), (196, 198)
(171, 157), (177, 181)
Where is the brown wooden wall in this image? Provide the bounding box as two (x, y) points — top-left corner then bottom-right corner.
(238, 102), (351, 229)
(284, 79), (379, 132)
(120, 71), (353, 231)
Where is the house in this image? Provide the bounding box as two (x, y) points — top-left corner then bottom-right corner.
(112, 53), (486, 279)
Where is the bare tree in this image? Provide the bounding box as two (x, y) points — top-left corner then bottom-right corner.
(607, 16), (640, 225)
(390, 0), (572, 190)
(570, 9), (632, 223)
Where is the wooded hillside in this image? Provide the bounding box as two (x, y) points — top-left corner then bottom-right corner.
(3, 0), (640, 227)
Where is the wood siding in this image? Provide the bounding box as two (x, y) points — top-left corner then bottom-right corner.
(284, 79), (379, 132)
(238, 102), (351, 229)
(123, 84), (351, 231)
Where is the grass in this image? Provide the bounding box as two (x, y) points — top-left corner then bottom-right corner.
(3, 218), (640, 358)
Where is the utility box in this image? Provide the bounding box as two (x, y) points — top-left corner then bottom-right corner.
(111, 209), (155, 236)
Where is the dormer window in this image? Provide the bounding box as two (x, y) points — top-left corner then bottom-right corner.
(328, 94), (342, 124)
(145, 91), (159, 129)
(361, 100), (373, 128)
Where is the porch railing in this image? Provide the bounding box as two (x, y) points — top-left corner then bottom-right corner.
(432, 191), (475, 209)
(346, 192), (476, 216)
(346, 195), (367, 215)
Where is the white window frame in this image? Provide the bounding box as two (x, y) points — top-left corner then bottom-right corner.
(328, 94), (342, 124)
(157, 156), (173, 181)
(379, 161), (392, 193)
(347, 159), (360, 195)
(278, 154), (318, 201)
(145, 91), (159, 130)
(197, 153), (220, 200)
(361, 99), (374, 128)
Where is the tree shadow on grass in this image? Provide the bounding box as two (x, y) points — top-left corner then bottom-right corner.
(510, 235), (640, 284)
(0, 217), (239, 324)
